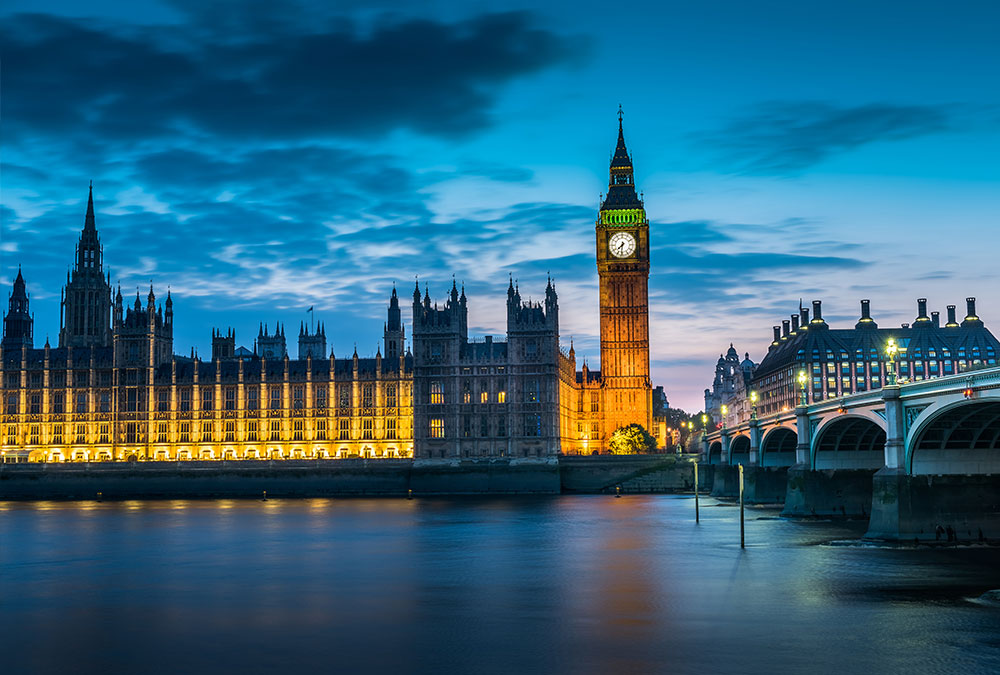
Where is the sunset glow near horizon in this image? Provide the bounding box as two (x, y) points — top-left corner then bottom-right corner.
(3, 0), (999, 412)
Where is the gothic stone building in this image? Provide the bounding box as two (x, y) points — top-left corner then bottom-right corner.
(2, 116), (660, 462)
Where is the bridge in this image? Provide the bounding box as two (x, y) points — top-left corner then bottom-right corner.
(702, 366), (1000, 540)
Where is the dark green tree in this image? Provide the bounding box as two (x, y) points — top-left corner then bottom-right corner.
(608, 423), (657, 455)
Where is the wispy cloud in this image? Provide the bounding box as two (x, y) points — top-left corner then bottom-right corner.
(697, 101), (953, 174)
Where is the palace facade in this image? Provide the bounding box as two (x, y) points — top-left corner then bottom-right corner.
(1, 118), (660, 462)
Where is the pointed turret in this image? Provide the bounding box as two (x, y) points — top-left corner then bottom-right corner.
(600, 107), (642, 212)
(60, 183), (112, 347)
(2, 267), (33, 349)
(84, 181), (96, 232)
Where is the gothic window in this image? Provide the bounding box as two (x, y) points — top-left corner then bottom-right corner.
(590, 393), (599, 412)
(29, 394), (40, 414)
(269, 387), (281, 410)
(463, 415), (471, 437)
(179, 389), (191, 411)
(338, 418), (350, 440)
(497, 416), (506, 437)
(247, 388), (259, 411)
(6, 425), (17, 445)
(362, 384), (374, 409)
(498, 390), (506, 404)
(591, 422), (599, 438)
(179, 422), (191, 443)
(126, 389), (138, 413)
(480, 387), (488, 404)
(158, 390), (170, 412)
(53, 424), (64, 444)
(29, 372), (41, 387)
(202, 389), (213, 412)
(5, 394), (17, 415)
(429, 418), (444, 439)
(269, 420), (280, 441)
(316, 387), (328, 410)
(385, 385), (397, 409)
(225, 421), (236, 442)
(480, 415), (488, 437)
(75, 423), (86, 444)
(201, 421), (212, 442)
(463, 381), (471, 404)
(525, 341), (538, 359)
(339, 386), (351, 409)
(157, 422), (168, 443)
(430, 381), (444, 405)
(125, 423), (138, 444)
(524, 414), (542, 437)
(100, 392), (111, 413)
(99, 423), (110, 444)
(293, 419), (304, 441)
(225, 388), (236, 410)
(386, 418), (396, 440)
(315, 419), (327, 441)
(362, 418), (373, 440)
(524, 379), (539, 403)
(247, 421), (259, 442)
(29, 425), (40, 445)
(293, 386), (305, 410)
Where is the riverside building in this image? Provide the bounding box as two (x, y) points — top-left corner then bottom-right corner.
(2, 116), (661, 462)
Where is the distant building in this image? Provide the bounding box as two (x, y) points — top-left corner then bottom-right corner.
(704, 344), (756, 427)
(751, 299), (999, 417)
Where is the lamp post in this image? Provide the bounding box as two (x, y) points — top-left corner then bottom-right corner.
(750, 390), (758, 421)
(720, 404), (728, 430)
(797, 370), (808, 407)
(886, 338), (899, 386)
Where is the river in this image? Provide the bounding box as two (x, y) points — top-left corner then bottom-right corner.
(2, 496), (999, 674)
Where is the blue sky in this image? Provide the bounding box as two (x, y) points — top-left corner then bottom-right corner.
(3, 0), (999, 412)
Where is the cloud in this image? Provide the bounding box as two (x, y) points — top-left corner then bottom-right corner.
(697, 101), (953, 174)
(1, 10), (577, 144)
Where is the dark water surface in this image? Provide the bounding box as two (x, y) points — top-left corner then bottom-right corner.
(2, 496), (1000, 675)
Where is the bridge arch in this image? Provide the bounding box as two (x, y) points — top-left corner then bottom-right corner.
(811, 414), (885, 470)
(908, 400), (1000, 475)
(760, 426), (796, 467)
(708, 441), (722, 465)
(729, 435), (751, 465)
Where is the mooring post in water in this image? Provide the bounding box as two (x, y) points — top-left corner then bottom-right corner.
(738, 463), (745, 549)
(408, 488), (413, 500)
(615, 485), (622, 498)
(262, 490), (267, 501)
(693, 460), (700, 523)
(97, 491), (103, 502)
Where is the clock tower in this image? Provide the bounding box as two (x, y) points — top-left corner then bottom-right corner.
(596, 110), (652, 437)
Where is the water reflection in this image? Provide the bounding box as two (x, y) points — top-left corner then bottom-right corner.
(0, 496), (998, 675)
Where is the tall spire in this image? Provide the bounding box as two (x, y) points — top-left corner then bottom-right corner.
(601, 107), (642, 212)
(84, 181), (96, 231)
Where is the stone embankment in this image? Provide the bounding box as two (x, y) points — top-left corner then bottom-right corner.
(0, 454), (706, 500)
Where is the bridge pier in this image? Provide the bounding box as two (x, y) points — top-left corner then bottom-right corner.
(781, 465), (875, 518)
(710, 464), (789, 503)
(866, 469), (1000, 541)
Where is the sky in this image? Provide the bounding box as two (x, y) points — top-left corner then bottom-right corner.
(2, 0), (999, 413)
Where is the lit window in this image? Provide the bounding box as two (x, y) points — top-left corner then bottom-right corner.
(430, 418), (445, 438)
(430, 381), (444, 405)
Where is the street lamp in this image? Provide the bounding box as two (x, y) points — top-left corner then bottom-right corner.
(701, 413), (708, 431)
(750, 390), (758, 420)
(720, 404), (728, 430)
(886, 338), (898, 386)
(797, 370), (808, 407)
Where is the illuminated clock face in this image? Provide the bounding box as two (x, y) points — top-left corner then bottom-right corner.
(609, 231), (636, 258)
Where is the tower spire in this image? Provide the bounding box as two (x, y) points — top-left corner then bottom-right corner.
(84, 181), (96, 232)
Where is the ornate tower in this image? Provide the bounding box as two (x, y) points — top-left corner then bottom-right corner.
(2, 268), (33, 350)
(60, 183), (113, 348)
(298, 321), (326, 359)
(384, 285), (405, 361)
(596, 110), (652, 435)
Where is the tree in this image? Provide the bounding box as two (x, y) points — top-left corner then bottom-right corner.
(608, 423), (657, 455)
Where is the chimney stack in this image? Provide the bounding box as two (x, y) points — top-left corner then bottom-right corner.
(931, 311), (940, 328)
(861, 299), (871, 321)
(801, 306), (810, 325)
(916, 298), (929, 322)
(791, 314), (800, 333)
(772, 326), (781, 344)
(966, 297), (978, 321)
(781, 320), (790, 339)
(946, 305), (959, 327)
(811, 300), (823, 323)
